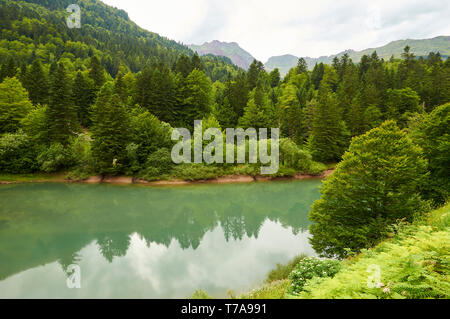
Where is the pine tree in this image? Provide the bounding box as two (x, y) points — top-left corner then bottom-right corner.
(23, 59), (49, 106)
(47, 63), (77, 144)
(296, 58), (308, 74)
(91, 83), (130, 174)
(191, 53), (203, 71)
(178, 69), (212, 130)
(269, 68), (281, 88)
(247, 60), (265, 90)
(0, 77), (33, 133)
(311, 63), (325, 90)
(0, 57), (16, 82)
(89, 56), (106, 91)
(308, 85), (349, 162)
(73, 71), (95, 127)
(279, 84), (306, 143)
(239, 81), (274, 129)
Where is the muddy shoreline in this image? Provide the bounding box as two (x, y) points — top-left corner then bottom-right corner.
(0, 170), (334, 186)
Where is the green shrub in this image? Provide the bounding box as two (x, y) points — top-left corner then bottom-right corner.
(266, 255), (307, 282)
(141, 148), (174, 180)
(189, 289), (213, 299)
(172, 164), (224, 181)
(307, 161), (327, 175)
(37, 143), (70, 173)
(0, 131), (37, 173)
(288, 257), (341, 295)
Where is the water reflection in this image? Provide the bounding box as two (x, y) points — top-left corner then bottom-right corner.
(0, 181), (321, 298)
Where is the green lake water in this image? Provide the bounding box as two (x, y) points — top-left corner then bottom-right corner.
(0, 180), (321, 298)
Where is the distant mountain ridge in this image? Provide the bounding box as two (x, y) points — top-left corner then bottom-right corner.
(265, 36), (450, 76)
(189, 40), (255, 70)
(190, 36), (450, 76)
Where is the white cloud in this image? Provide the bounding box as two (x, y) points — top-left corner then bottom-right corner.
(102, 0), (450, 62)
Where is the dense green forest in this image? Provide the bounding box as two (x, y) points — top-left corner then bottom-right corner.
(0, 0), (449, 299)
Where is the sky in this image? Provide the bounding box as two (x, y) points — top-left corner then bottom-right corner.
(101, 0), (450, 62)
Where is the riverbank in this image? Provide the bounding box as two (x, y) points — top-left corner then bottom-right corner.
(0, 169), (334, 186)
(236, 203), (450, 299)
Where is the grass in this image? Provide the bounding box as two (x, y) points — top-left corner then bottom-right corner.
(265, 255), (307, 283)
(235, 203), (450, 299)
(0, 173), (67, 183)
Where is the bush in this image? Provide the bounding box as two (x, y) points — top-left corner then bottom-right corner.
(266, 255), (307, 282)
(143, 148), (174, 177)
(37, 143), (71, 173)
(172, 164), (225, 181)
(0, 131), (37, 173)
(288, 257), (341, 295)
(189, 289), (213, 299)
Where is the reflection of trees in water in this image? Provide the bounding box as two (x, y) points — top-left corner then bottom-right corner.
(97, 232), (131, 263)
(0, 181), (321, 275)
(58, 252), (81, 275)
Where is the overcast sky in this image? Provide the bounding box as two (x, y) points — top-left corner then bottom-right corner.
(101, 0), (450, 62)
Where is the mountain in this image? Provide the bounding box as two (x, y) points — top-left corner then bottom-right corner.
(265, 55), (299, 77)
(0, 0), (240, 81)
(265, 36), (450, 76)
(189, 40), (255, 70)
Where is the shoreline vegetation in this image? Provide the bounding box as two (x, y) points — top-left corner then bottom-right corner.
(0, 168), (334, 186)
(194, 203), (450, 299)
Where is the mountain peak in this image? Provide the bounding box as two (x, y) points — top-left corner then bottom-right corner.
(189, 40), (255, 70)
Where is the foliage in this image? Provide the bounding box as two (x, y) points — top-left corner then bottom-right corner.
(266, 255), (307, 283)
(0, 77), (32, 133)
(309, 121), (429, 258)
(298, 204), (450, 299)
(409, 103), (450, 205)
(0, 130), (36, 173)
(189, 289), (213, 300)
(37, 142), (70, 173)
(239, 280), (290, 299)
(288, 257), (341, 295)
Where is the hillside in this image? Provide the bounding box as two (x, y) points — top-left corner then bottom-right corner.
(0, 0), (239, 79)
(265, 36), (450, 74)
(189, 40), (255, 70)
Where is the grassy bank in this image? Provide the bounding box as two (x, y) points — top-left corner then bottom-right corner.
(0, 164), (334, 185)
(206, 203), (450, 299)
(0, 173), (68, 183)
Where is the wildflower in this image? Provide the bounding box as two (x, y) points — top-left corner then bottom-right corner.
(383, 287), (391, 294)
(376, 282), (385, 288)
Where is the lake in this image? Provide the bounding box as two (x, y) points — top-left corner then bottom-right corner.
(0, 180), (321, 298)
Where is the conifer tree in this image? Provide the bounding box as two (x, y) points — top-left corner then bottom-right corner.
(73, 71), (95, 127)
(239, 81), (274, 129)
(23, 59), (49, 106)
(0, 57), (16, 82)
(296, 58), (308, 74)
(279, 84), (305, 143)
(47, 63), (77, 144)
(91, 83), (130, 174)
(308, 84), (349, 162)
(269, 68), (281, 88)
(178, 69), (212, 130)
(89, 56), (106, 91)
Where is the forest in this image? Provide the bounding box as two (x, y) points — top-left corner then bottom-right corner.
(0, 0), (449, 263)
